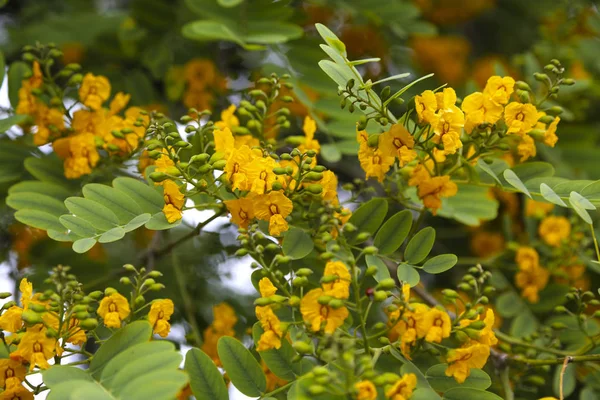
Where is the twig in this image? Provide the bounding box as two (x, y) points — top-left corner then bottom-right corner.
(560, 356), (571, 400)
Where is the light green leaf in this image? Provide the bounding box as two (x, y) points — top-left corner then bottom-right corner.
(59, 215), (97, 237)
(397, 263), (420, 287)
(426, 364), (491, 392)
(476, 159), (502, 185)
(253, 323), (299, 380)
(553, 363), (575, 398)
(15, 209), (64, 232)
(442, 388), (503, 400)
(282, 228), (314, 259)
(112, 177), (163, 215)
(83, 184), (143, 224)
(98, 227), (126, 243)
(423, 254), (457, 274)
(503, 169), (531, 198)
(510, 161), (555, 183)
(43, 366), (94, 387)
(182, 20), (245, 47)
(580, 180), (600, 206)
(570, 191), (596, 210)
(65, 197), (120, 231)
(145, 212), (182, 230)
(73, 238), (97, 253)
(123, 213), (152, 232)
(320, 143), (342, 163)
(404, 227), (435, 264)
(569, 192), (593, 224)
(47, 229), (80, 242)
(6, 192), (67, 216)
(0, 114), (30, 133)
(495, 291), (524, 318)
(217, 336), (266, 397)
(218, 0), (243, 7)
(366, 255), (390, 282)
(540, 183), (567, 207)
(374, 210), (412, 255)
(9, 180), (72, 200)
(185, 348), (228, 400)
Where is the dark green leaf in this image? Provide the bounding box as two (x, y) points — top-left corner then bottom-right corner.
(426, 364), (491, 392)
(6, 192), (67, 216)
(423, 254), (457, 274)
(347, 198), (388, 244)
(112, 177), (163, 215)
(9, 180), (71, 200)
(282, 228), (314, 259)
(253, 323), (298, 380)
(442, 388), (503, 400)
(59, 215), (97, 237)
(553, 363), (575, 398)
(404, 227), (435, 264)
(495, 291), (524, 318)
(374, 210), (413, 255)
(217, 336), (266, 397)
(185, 348), (228, 400)
(397, 263), (420, 287)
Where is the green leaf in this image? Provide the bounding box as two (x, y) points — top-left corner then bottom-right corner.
(89, 321), (152, 379)
(320, 143), (342, 163)
(24, 155), (67, 184)
(0, 115), (30, 133)
(217, 336), (266, 397)
(404, 227), (435, 264)
(123, 214), (152, 232)
(423, 254), (458, 274)
(581, 180), (600, 206)
(347, 198), (388, 244)
(145, 212), (182, 230)
(83, 184), (143, 224)
(315, 23), (346, 56)
(510, 161), (555, 183)
(73, 238), (97, 253)
(282, 228), (314, 259)
(59, 215), (97, 237)
(9, 180), (71, 200)
(253, 323), (299, 380)
(65, 197), (120, 231)
(495, 291), (524, 318)
(246, 21), (303, 44)
(15, 209), (63, 232)
(540, 183), (567, 207)
(98, 227), (126, 243)
(8, 61), (31, 108)
(185, 348), (228, 400)
(569, 192), (593, 224)
(43, 366), (94, 387)
(412, 388), (443, 400)
(510, 311), (538, 338)
(6, 192), (67, 216)
(112, 177), (163, 215)
(318, 59), (352, 88)
(366, 255), (390, 282)
(442, 388), (503, 400)
(374, 210), (413, 255)
(218, 0), (243, 6)
(503, 169), (531, 198)
(47, 229), (80, 242)
(182, 20), (245, 47)
(476, 159), (502, 185)
(426, 364), (491, 392)
(570, 191), (596, 210)
(397, 263), (420, 287)
(553, 363), (576, 398)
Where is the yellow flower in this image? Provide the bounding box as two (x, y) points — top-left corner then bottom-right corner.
(357, 129), (394, 182)
(10, 328), (56, 371)
(183, 88), (214, 111)
(461, 92), (503, 134)
(202, 303), (237, 366)
(225, 145), (256, 191)
(252, 191), (294, 236)
(19, 279), (32, 311)
(215, 105), (240, 132)
(385, 373), (417, 400)
(515, 264), (549, 303)
(72, 108), (106, 136)
(255, 306), (283, 351)
(320, 170), (339, 205)
(422, 307), (452, 343)
(408, 162), (431, 187)
(224, 198), (255, 229)
(148, 299), (174, 338)
(0, 384), (34, 400)
(417, 175), (458, 213)
(79, 73), (111, 110)
(259, 277), (277, 298)
(97, 293), (130, 329)
(515, 246), (539, 270)
(483, 76), (515, 105)
(247, 157), (278, 195)
(65, 318), (86, 346)
(539, 216), (571, 247)
(435, 87), (457, 111)
(109, 92), (131, 115)
(415, 90), (438, 125)
(379, 124), (416, 166)
(526, 199), (554, 218)
(470, 230), (504, 258)
(388, 303), (429, 358)
(0, 359), (26, 389)
(0, 307), (23, 334)
(214, 126), (235, 159)
(33, 105), (65, 146)
(15, 62), (43, 116)
(322, 261), (351, 299)
(434, 107), (464, 155)
(154, 150), (175, 175)
(505, 102), (538, 135)
(298, 116), (320, 155)
(543, 116), (560, 147)
(445, 343), (490, 383)
(53, 133), (100, 179)
(184, 59), (217, 90)
(355, 380), (377, 400)
(162, 180), (185, 223)
(300, 288), (348, 334)
(517, 134), (536, 162)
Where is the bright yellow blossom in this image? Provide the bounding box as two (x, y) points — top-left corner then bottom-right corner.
(379, 124), (416, 166)
(214, 126), (235, 159)
(517, 134), (537, 162)
(154, 150), (175, 175)
(97, 293), (130, 329)
(19, 279), (32, 311)
(539, 215), (571, 247)
(224, 198), (255, 229)
(225, 145), (256, 191)
(252, 191), (293, 236)
(388, 303), (429, 358)
(320, 170), (339, 204)
(0, 359), (26, 389)
(445, 343), (490, 383)
(435, 87), (457, 111)
(53, 133), (100, 179)
(417, 175), (458, 213)
(247, 156), (278, 195)
(505, 102), (538, 135)
(0, 307), (23, 334)
(459, 309), (498, 346)
(162, 180), (185, 223)
(415, 90), (438, 125)
(10, 328), (56, 371)
(255, 306), (283, 351)
(461, 92), (503, 133)
(33, 105), (65, 146)
(434, 106), (464, 155)
(322, 261), (351, 299)
(215, 105), (240, 132)
(79, 73), (111, 110)
(515, 263), (549, 304)
(357, 129), (394, 182)
(298, 116), (320, 155)
(16, 62), (43, 116)
(483, 76), (515, 105)
(422, 307), (452, 343)
(300, 288), (348, 334)
(385, 373), (417, 400)
(259, 277), (277, 298)
(148, 299), (174, 338)
(516, 246), (539, 270)
(0, 384), (34, 400)
(355, 380), (377, 400)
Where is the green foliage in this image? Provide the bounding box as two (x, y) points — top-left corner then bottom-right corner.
(217, 336), (267, 397)
(425, 364), (491, 392)
(282, 227), (315, 260)
(185, 348), (229, 400)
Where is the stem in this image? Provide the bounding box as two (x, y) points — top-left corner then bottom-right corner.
(262, 380), (295, 398)
(494, 330), (570, 356)
(559, 357), (568, 400)
(590, 224), (600, 263)
(500, 367), (514, 400)
(511, 354), (600, 366)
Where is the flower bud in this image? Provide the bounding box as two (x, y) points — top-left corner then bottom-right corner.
(329, 299), (345, 309)
(29, 304), (47, 313)
(21, 310), (43, 324)
(105, 287), (117, 296)
(317, 295), (332, 305)
(365, 266), (378, 276)
(0, 292), (11, 299)
(289, 296), (300, 307)
(377, 279), (396, 290)
(292, 277), (308, 287)
(135, 295), (145, 307)
(305, 184), (323, 195)
(293, 341), (313, 354)
(296, 268), (313, 277)
(374, 291), (388, 302)
(80, 318), (99, 330)
(363, 246), (378, 255)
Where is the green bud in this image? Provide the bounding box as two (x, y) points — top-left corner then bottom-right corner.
(329, 299), (345, 309)
(105, 287), (117, 296)
(562, 78), (575, 86)
(135, 295), (145, 307)
(292, 277), (308, 287)
(150, 284), (165, 291)
(289, 296), (301, 307)
(296, 268), (313, 277)
(75, 311), (89, 320)
(317, 295), (332, 305)
(367, 134), (379, 148)
(0, 292), (12, 300)
(374, 291), (388, 302)
(88, 291), (103, 300)
(377, 278), (396, 290)
(365, 265), (378, 276)
(293, 341), (313, 354)
(363, 246), (378, 255)
(305, 172), (323, 181)
(271, 181), (283, 191)
(551, 322), (568, 330)
(80, 318), (99, 330)
(149, 172), (168, 182)
(546, 106), (563, 116)
(524, 376), (546, 386)
(255, 297), (274, 306)
(212, 160), (227, 170)
(148, 271), (163, 278)
(455, 330), (469, 343)
(308, 385), (325, 395)
(21, 310), (43, 324)
(305, 184), (323, 195)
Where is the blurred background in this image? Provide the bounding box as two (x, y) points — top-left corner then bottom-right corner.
(1, 0), (600, 397)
